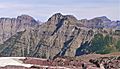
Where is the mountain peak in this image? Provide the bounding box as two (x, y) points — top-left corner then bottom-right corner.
(53, 13), (63, 16)
(94, 16), (111, 21)
(17, 14), (38, 26)
(48, 13), (77, 23)
(65, 15), (77, 21)
(17, 14), (34, 20)
(47, 13), (63, 21)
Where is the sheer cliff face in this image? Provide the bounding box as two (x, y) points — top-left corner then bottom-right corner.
(0, 13), (119, 59)
(0, 15), (38, 44)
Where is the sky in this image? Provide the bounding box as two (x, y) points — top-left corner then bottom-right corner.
(0, 0), (119, 21)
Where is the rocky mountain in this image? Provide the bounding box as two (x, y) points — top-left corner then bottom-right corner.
(79, 16), (120, 29)
(0, 13), (120, 59)
(0, 15), (38, 44)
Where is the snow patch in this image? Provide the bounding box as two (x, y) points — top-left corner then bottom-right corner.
(0, 57), (33, 67)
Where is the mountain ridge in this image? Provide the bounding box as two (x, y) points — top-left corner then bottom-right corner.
(0, 13), (119, 59)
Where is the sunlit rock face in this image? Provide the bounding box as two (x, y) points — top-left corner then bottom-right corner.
(0, 15), (38, 44)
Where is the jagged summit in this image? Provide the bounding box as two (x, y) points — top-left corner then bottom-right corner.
(0, 14), (38, 26)
(0, 14), (38, 44)
(47, 13), (78, 26)
(17, 14), (38, 26)
(52, 13), (63, 17)
(47, 13), (63, 21)
(49, 13), (111, 22)
(48, 13), (77, 20)
(17, 14), (34, 20)
(93, 16), (111, 22)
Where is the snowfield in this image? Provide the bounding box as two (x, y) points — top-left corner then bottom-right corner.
(0, 57), (33, 67)
(0, 57), (71, 69)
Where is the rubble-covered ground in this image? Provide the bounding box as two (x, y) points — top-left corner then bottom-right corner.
(0, 53), (120, 69)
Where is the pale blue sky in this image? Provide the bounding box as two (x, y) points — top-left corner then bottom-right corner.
(0, 0), (119, 21)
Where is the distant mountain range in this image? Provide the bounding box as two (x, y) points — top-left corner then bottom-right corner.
(0, 13), (120, 59)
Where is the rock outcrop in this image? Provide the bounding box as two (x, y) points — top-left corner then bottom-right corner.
(1, 54), (120, 69)
(0, 15), (38, 44)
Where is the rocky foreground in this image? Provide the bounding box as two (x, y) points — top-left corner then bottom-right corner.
(0, 53), (120, 69)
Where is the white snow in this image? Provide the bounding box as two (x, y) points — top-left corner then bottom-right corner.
(0, 57), (71, 69)
(0, 57), (33, 67)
